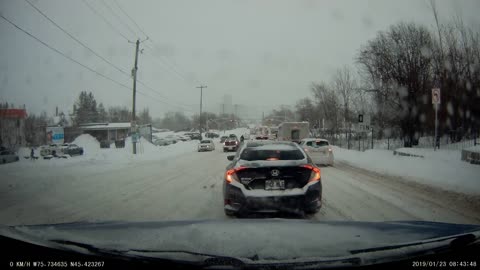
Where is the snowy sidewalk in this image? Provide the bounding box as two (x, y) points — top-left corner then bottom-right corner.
(332, 146), (480, 195)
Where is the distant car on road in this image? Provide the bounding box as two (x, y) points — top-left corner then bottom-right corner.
(198, 139), (215, 152)
(299, 138), (334, 166)
(223, 141), (322, 216)
(223, 138), (240, 152)
(0, 149), (19, 164)
(62, 144), (84, 156)
(220, 136), (228, 143)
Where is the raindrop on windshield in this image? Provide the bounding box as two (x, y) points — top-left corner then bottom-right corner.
(447, 102), (454, 116)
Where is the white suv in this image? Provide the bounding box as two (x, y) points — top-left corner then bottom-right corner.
(299, 138), (334, 166)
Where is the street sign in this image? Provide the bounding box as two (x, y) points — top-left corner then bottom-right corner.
(432, 88), (441, 150)
(132, 133), (139, 143)
(432, 88), (441, 104)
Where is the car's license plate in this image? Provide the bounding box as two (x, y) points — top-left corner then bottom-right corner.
(265, 180), (285, 190)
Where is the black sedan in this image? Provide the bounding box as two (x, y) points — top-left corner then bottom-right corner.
(223, 141), (322, 217)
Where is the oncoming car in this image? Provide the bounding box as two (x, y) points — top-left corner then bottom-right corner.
(223, 141), (322, 217)
(197, 139), (215, 152)
(223, 138), (239, 152)
(299, 138), (334, 166)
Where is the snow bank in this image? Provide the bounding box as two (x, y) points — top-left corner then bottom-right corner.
(466, 145), (480, 153)
(72, 134), (100, 156)
(333, 147), (480, 195)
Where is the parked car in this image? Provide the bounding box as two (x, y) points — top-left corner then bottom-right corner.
(223, 138), (240, 152)
(220, 136), (228, 143)
(153, 138), (171, 146)
(197, 139), (215, 152)
(189, 133), (202, 140)
(299, 138), (334, 166)
(205, 132), (219, 138)
(40, 144), (61, 156)
(62, 144), (84, 156)
(0, 149), (19, 164)
(164, 135), (178, 144)
(176, 135), (191, 142)
(223, 141), (322, 216)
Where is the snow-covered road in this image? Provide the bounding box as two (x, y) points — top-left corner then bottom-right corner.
(1, 141), (479, 226)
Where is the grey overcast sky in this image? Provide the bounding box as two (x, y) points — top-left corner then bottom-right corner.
(0, 0), (479, 119)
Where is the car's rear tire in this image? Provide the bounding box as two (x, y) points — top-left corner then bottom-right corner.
(304, 207), (319, 215)
(224, 209), (236, 217)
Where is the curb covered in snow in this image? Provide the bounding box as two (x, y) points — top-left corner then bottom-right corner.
(393, 150), (424, 158)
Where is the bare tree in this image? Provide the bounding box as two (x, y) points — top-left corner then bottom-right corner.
(311, 82), (341, 133)
(358, 22), (434, 142)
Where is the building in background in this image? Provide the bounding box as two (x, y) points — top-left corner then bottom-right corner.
(0, 108), (27, 150)
(78, 122), (131, 148)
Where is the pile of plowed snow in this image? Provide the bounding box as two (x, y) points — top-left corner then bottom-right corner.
(72, 134), (100, 155)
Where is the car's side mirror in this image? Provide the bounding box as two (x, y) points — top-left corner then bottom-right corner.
(227, 155), (235, 161)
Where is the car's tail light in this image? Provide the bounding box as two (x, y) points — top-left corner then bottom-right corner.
(301, 165), (321, 183)
(225, 166), (248, 183)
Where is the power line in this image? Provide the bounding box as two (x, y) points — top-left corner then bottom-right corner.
(0, 12), (192, 112)
(81, 0), (132, 42)
(144, 42), (201, 85)
(99, 0), (138, 39)
(79, 0), (193, 108)
(112, 0), (148, 38)
(142, 43), (195, 84)
(97, 1), (200, 86)
(0, 13), (131, 91)
(24, 0), (130, 77)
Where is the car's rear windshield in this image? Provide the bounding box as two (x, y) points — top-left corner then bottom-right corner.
(310, 141), (329, 147)
(200, 140), (211, 143)
(240, 146), (305, 161)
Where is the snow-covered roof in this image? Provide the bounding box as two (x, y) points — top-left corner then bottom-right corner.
(79, 122), (131, 130)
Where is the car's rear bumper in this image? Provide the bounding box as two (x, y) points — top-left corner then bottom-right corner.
(223, 145), (237, 151)
(310, 153), (334, 165)
(224, 180), (322, 215)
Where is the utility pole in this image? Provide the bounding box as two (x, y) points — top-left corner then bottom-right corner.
(197, 85), (207, 138)
(131, 39), (140, 154)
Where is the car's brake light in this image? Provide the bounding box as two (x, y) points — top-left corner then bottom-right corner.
(225, 166), (247, 183)
(301, 165), (321, 182)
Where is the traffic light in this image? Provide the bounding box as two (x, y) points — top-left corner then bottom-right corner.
(358, 114), (363, 123)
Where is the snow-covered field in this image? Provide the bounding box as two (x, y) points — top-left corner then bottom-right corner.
(1, 128), (479, 226)
(333, 146), (480, 195)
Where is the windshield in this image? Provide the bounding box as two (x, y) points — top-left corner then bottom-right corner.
(1, 0), (479, 266)
(240, 146), (305, 161)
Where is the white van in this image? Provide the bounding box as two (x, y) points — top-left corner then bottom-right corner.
(277, 122), (310, 143)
